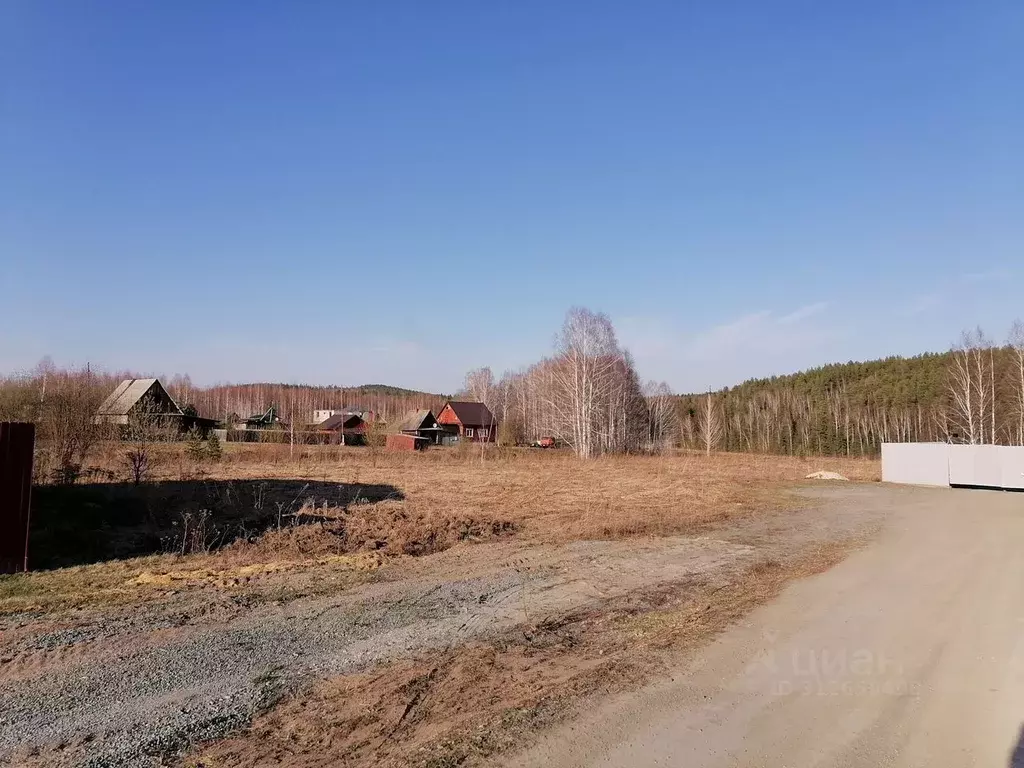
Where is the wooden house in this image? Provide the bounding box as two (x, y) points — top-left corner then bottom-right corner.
(436, 401), (497, 443)
(317, 412), (366, 444)
(96, 378), (216, 435)
(245, 406), (281, 430)
(394, 409), (446, 445)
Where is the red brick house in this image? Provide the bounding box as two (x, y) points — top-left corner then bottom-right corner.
(436, 401), (498, 443)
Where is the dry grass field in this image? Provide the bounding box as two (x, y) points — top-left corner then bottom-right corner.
(206, 444), (879, 541)
(105, 441), (880, 540)
(0, 446), (881, 768)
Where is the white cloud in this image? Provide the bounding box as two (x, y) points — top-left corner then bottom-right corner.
(618, 303), (842, 392)
(684, 305), (836, 362)
(778, 301), (828, 325)
(892, 266), (1014, 319)
(684, 311), (775, 359)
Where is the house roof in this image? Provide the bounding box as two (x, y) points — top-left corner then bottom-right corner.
(247, 406), (278, 424)
(97, 378), (181, 417)
(443, 401), (496, 427)
(319, 412), (364, 431)
(395, 409), (436, 432)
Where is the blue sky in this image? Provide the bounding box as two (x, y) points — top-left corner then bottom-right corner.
(2, 1), (1022, 393)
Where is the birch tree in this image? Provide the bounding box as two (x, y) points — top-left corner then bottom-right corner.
(698, 390), (724, 456)
(462, 367), (496, 409)
(644, 380), (677, 452)
(545, 308), (623, 459)
(946, 327), (992, 444)
(1010, 320), (1024, 446)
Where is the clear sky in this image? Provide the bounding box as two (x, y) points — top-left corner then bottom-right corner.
(3, 1), (1021, 393)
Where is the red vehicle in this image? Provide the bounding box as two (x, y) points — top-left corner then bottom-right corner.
(535, 436), (556, 449)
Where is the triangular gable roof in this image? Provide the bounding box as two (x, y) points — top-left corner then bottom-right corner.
(441, 401), (495, 427)
(320, 413), (364, 430)
(96, 378), (181, 417)
(396, 409), (436, 432)
(247, 406), (278, 425)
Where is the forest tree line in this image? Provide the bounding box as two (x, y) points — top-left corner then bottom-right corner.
(674, 322), (1024, 457)
(2, 317), (1022, 469)
(173, 380), (446, 426)
(460, 319), (1024, 458)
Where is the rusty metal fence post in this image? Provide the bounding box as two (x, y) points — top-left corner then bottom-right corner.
(0, 422), (35, 573)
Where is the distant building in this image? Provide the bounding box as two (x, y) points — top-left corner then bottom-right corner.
(394, 409), (446, 445)
(386, 433), (429, 452)
(436, 401), (497, 443)
(313, 406), (375, 425)
(244, 406), (281, 430)
(96, 378), (216, 434)
(313, 409), (334, 425)
(316, 412), (366, 444)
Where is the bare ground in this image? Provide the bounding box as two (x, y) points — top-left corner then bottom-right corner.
(503, 484), (1024, 768)
(0, 478), (882, 768)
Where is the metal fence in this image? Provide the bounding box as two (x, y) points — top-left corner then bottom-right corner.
(882, 442), (1024, 490)
(0, 422), (35, 573)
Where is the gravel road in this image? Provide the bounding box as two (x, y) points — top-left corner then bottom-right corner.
(0, 534), (755, 767)
(504, 484), (1024, 768)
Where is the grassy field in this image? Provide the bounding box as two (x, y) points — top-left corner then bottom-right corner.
(206, 444), (880, 540)
(15, 444), (877, 564)
(1, 446), (881, 767)
(2, 445), (877, 613)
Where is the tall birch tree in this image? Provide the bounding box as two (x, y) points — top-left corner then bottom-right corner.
(698, 390), (724, 456)
(1009, 320), (1024, 446)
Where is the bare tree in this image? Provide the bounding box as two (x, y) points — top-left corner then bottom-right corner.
(946, 327), (993, 444)
(1010, 320), (1024, 446)
(644, 380), (677, 452)
(461, 367), (496, 410)
(363, 412), (385, 467)
(32, 364), (108, 483)
(947, 336), (976, 444)
(459, 366), (499, 457)
(123, 395), (171, 484)
(990, 344), (997, 444)
(495, 370), (521, 445)
(697, 390), (724, 456)
(544, 308), (623, 459)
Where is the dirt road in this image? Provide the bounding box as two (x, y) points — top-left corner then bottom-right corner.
(0, 534), (759, 766)
(505, 484), (1024, 768)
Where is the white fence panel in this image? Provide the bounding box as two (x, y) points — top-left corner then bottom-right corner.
(1001, 446), (1024, 491)
(881, 443), (950, 487)
(883, 443), (1024, 490)
(948, 445), (1003, 488)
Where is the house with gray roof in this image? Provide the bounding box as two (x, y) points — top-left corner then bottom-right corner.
(96, 378), (216, 434)
(395, 409), (447, 444)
